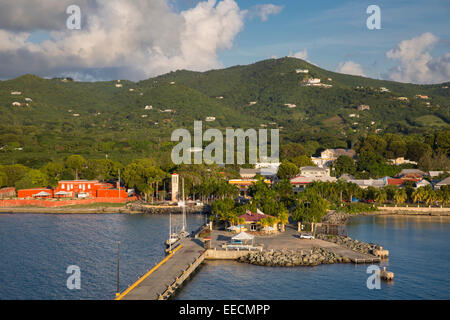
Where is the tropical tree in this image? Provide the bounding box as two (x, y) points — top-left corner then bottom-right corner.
(277, 161), (299, 180)
(394, 188), (407, 205)
(66, 155), (86, 180)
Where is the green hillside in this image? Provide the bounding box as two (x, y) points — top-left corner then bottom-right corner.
(0, 57), (448, 168)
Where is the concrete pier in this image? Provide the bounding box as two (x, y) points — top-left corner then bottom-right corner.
(116, 238), (205, 300)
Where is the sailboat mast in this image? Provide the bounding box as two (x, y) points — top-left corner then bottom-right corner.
(182, 178), (186, 232)
(169, 212), (172, 251)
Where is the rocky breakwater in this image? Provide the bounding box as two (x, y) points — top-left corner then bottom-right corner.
(126, 202), (211, 214)
(316, 234), (389, 258)
(237, 248), (352, 267)
(321, 210), (350, 224)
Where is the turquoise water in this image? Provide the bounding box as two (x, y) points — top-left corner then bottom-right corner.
(0, 213), (449, 299)
(0, 213), (205, 300)
(175, 215), (450, 300)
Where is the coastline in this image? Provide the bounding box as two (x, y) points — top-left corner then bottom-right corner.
(0, 206), (135, 214)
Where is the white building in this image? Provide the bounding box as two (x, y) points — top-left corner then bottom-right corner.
(205, 116), (216, 122)
(296, 69), (309, 74)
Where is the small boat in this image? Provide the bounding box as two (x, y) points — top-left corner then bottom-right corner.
(165, 233), (180, 246)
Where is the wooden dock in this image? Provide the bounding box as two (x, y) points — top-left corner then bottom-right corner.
(116, 238), (205, 300)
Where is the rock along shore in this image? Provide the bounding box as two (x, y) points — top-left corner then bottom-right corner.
(315, 234), (383, 255)
(237, 247), (352, 267)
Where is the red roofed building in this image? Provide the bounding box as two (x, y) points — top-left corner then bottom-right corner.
(387, 179), (406, 186)
(238, 209), (276, 231)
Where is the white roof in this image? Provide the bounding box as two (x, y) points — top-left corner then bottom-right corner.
(33, 191), (51, 197)
(232, 232), (254, 240)
(55, 191), (71, 195)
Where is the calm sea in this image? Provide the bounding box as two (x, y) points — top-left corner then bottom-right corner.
(0, 213), (205, 300)
(175, 215), (450, 300)
(0, 213), (449, 299)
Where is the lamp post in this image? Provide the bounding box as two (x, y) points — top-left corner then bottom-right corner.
(116, 241), (120, 297)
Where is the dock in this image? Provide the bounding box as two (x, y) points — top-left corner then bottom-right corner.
(115, 225), (383, 300)
(116, 238), (205, 300)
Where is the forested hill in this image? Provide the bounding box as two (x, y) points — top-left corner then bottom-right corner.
(0, 57), (448, 168)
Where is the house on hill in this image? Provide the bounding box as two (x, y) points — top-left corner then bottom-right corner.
(397, 169), (426, 180)
(311, 148), (356, 168)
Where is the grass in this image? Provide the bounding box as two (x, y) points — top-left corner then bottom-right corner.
(64, 202), (127, 208)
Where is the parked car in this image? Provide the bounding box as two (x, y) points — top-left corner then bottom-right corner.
(299, 233), (315, 239)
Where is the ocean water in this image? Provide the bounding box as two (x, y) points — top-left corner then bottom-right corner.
(175, 215), (450, 300)
(0, 213), (449, 300)
(0, 213), (205, 300)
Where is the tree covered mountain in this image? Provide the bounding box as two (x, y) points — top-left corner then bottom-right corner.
(0, 57), (448, 168)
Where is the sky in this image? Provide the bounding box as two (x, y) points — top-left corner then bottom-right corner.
(0, 0), (449, 84)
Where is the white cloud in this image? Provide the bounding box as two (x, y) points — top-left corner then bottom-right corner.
(248, 4), (284, 22)
(336, 61), (365, 76)
(0, 0), (282, 81)
(293, 49), (308, 60)
(386, 32), (450, 84)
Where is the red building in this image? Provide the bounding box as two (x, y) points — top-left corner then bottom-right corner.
(17, 180), (129, 199)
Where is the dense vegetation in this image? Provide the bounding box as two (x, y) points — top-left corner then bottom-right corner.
(0, 57), (448, 170)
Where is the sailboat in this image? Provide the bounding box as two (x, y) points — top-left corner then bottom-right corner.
(165, 212), (180, 247)
(179, 177), (189, 238)
(165, 178), (188, 250)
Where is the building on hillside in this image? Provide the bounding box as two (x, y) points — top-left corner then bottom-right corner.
(11, 91), (22, 95)
(290, 175), (336, 192)
(311, 148), (356, 168)
(205, 116), (216, 122)
(296, 69), (309, 74)
(415, 94), (429, 99)
(300, 166), (331, 177)
(357, 105), (370, 111)
(429, 171), (449, 178)
(388, 157), (418, 165)
(12, 102), (22, 107)
(435, 177), (450, 190)
(397, 169), (426, 180)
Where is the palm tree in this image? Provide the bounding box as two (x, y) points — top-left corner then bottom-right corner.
(374, 188), (387, 204)
(412, 187), (426, 204)
(394, 188), (407, 205)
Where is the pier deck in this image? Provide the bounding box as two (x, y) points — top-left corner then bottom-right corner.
(117, 238), (205, 300)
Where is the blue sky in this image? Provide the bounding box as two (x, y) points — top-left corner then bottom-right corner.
(1, 0), (449, 83)
(220, 0), (450, 80)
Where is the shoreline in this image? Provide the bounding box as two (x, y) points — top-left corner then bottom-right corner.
(0, 206), (136, 214)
